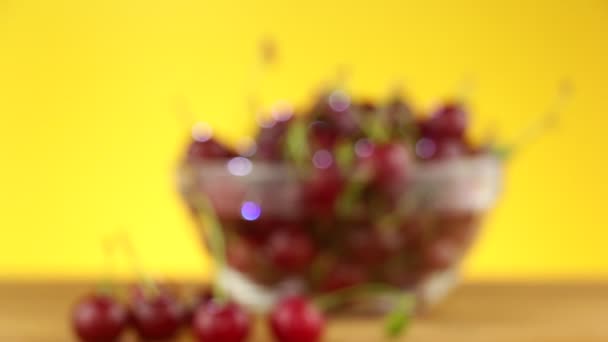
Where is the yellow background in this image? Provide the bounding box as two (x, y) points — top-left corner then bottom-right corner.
(1, 0), (607, 281)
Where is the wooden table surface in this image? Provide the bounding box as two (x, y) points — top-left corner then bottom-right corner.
(1, 282), (607, 341)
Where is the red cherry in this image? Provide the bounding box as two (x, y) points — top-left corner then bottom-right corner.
(270, 296), (325, 342)
(184, 287), (214, 324)
(345, 228), (388, 264)
(308, 120), (339, 149)
(302, 166), (344, 217)
(192, 301), (251, 342)
(424, 102), (468, 139)
(358, 143), (412, 192)
(320, 263), (368, 292)
(311, 92), (359, 137)
(130, 288), (184, 340)
(187, 138), (234, 162)
(266, 229), (316, 272)
(255, 120), (291, 161)
(72, 294), (128, 342)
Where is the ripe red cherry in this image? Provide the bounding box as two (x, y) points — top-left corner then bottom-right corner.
(255, 120), (291, 161)
(320, 263), (368, 292)
(192, 300), (251, 342)
(266, 229), (316, 272)
(311, 92), (359, 137)
(130, 288), (185, 340)
(302, 166), (344, 217)
(187, 138), (234, 162)
(184, 287), (214, 324)
(72, 294), (128, 342)
(424, 102), (468, 139)
(358, 143), (412, 192)
(270, 296), (325, 342)
(345, 228), (388, 264)
(309, 120), (339, 149)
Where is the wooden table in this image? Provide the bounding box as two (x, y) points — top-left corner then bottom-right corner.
(1, 283), (607, 341)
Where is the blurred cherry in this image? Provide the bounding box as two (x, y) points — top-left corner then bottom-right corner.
(358, 143), (412, 193)
(309, 120), (339, 149)
(345, 227), (389, 264)
(255, 119), (291, 161)
(192, 300), (251, 342)
(130, 287), (185, 340)
(266, 229), (317, 272)
(72, 293), (128, 342)
(270, 295), (325, 342)
(184, 287), (214, 324)
(187, 139), (234, 162)
(303, 166), (344, 217)
(424, 102), (468, 139)
(320, 263), (368, 292)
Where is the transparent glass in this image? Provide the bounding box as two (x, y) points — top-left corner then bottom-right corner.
(178, 155), (502, 313)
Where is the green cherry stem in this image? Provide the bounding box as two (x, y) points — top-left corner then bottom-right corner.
(194, 195), (228, 302)
(313, 283), (415, 337)
(495, 81), (572, 159)
(97, 237), (117, 296)
(115, 231), (160, 298)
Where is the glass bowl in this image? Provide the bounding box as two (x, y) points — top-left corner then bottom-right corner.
(178, 154), (502, 313)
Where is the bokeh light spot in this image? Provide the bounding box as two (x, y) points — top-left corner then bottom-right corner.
(312, 149), (333, 169)
(192, 122), (213, 142)
(416, 138), (436, 159)
(227, 157), (253, 176)
(241, 201), (261, 221)
(328, 90), (350, 112)
(354, 139), (374, 158)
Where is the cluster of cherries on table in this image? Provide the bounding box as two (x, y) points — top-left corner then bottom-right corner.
(72, 284), (324, 342)
(186, 90), (484, 291)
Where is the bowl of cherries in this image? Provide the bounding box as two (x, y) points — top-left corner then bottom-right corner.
(178, 89), (502, 315)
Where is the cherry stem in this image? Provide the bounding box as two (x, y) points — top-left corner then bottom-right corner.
(194, 195), (228, 302)
(313, 282), (411, 312)
(115, 231), (161, 298)
(248, 38), (277, 120)
(456, 75), (476, 104)
(497, 81), (572, 159)
(97, 237), (118, 296)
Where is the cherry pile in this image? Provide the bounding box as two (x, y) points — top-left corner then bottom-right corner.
(72, 285), (325, 342)
(181, 90), (487, 302)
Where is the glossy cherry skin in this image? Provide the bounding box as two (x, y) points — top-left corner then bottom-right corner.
(345, 227), (389, 264)
(130, 288), (185, 340)
(184, 287), (214, 324)
(424, 102), (468, 139)
(320, 263), (368, 292)
(192, 300), (251, 342)
(358, 143), (412, 192)
(303, 166), (344, 217)
(72, 294), (128, 342)
(308, 120), (339, 149)
(270, 296), (325, 342)
(266, 229), (316, 272)
(255, 120), (291, 161)
(187, 138), (234, 162)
